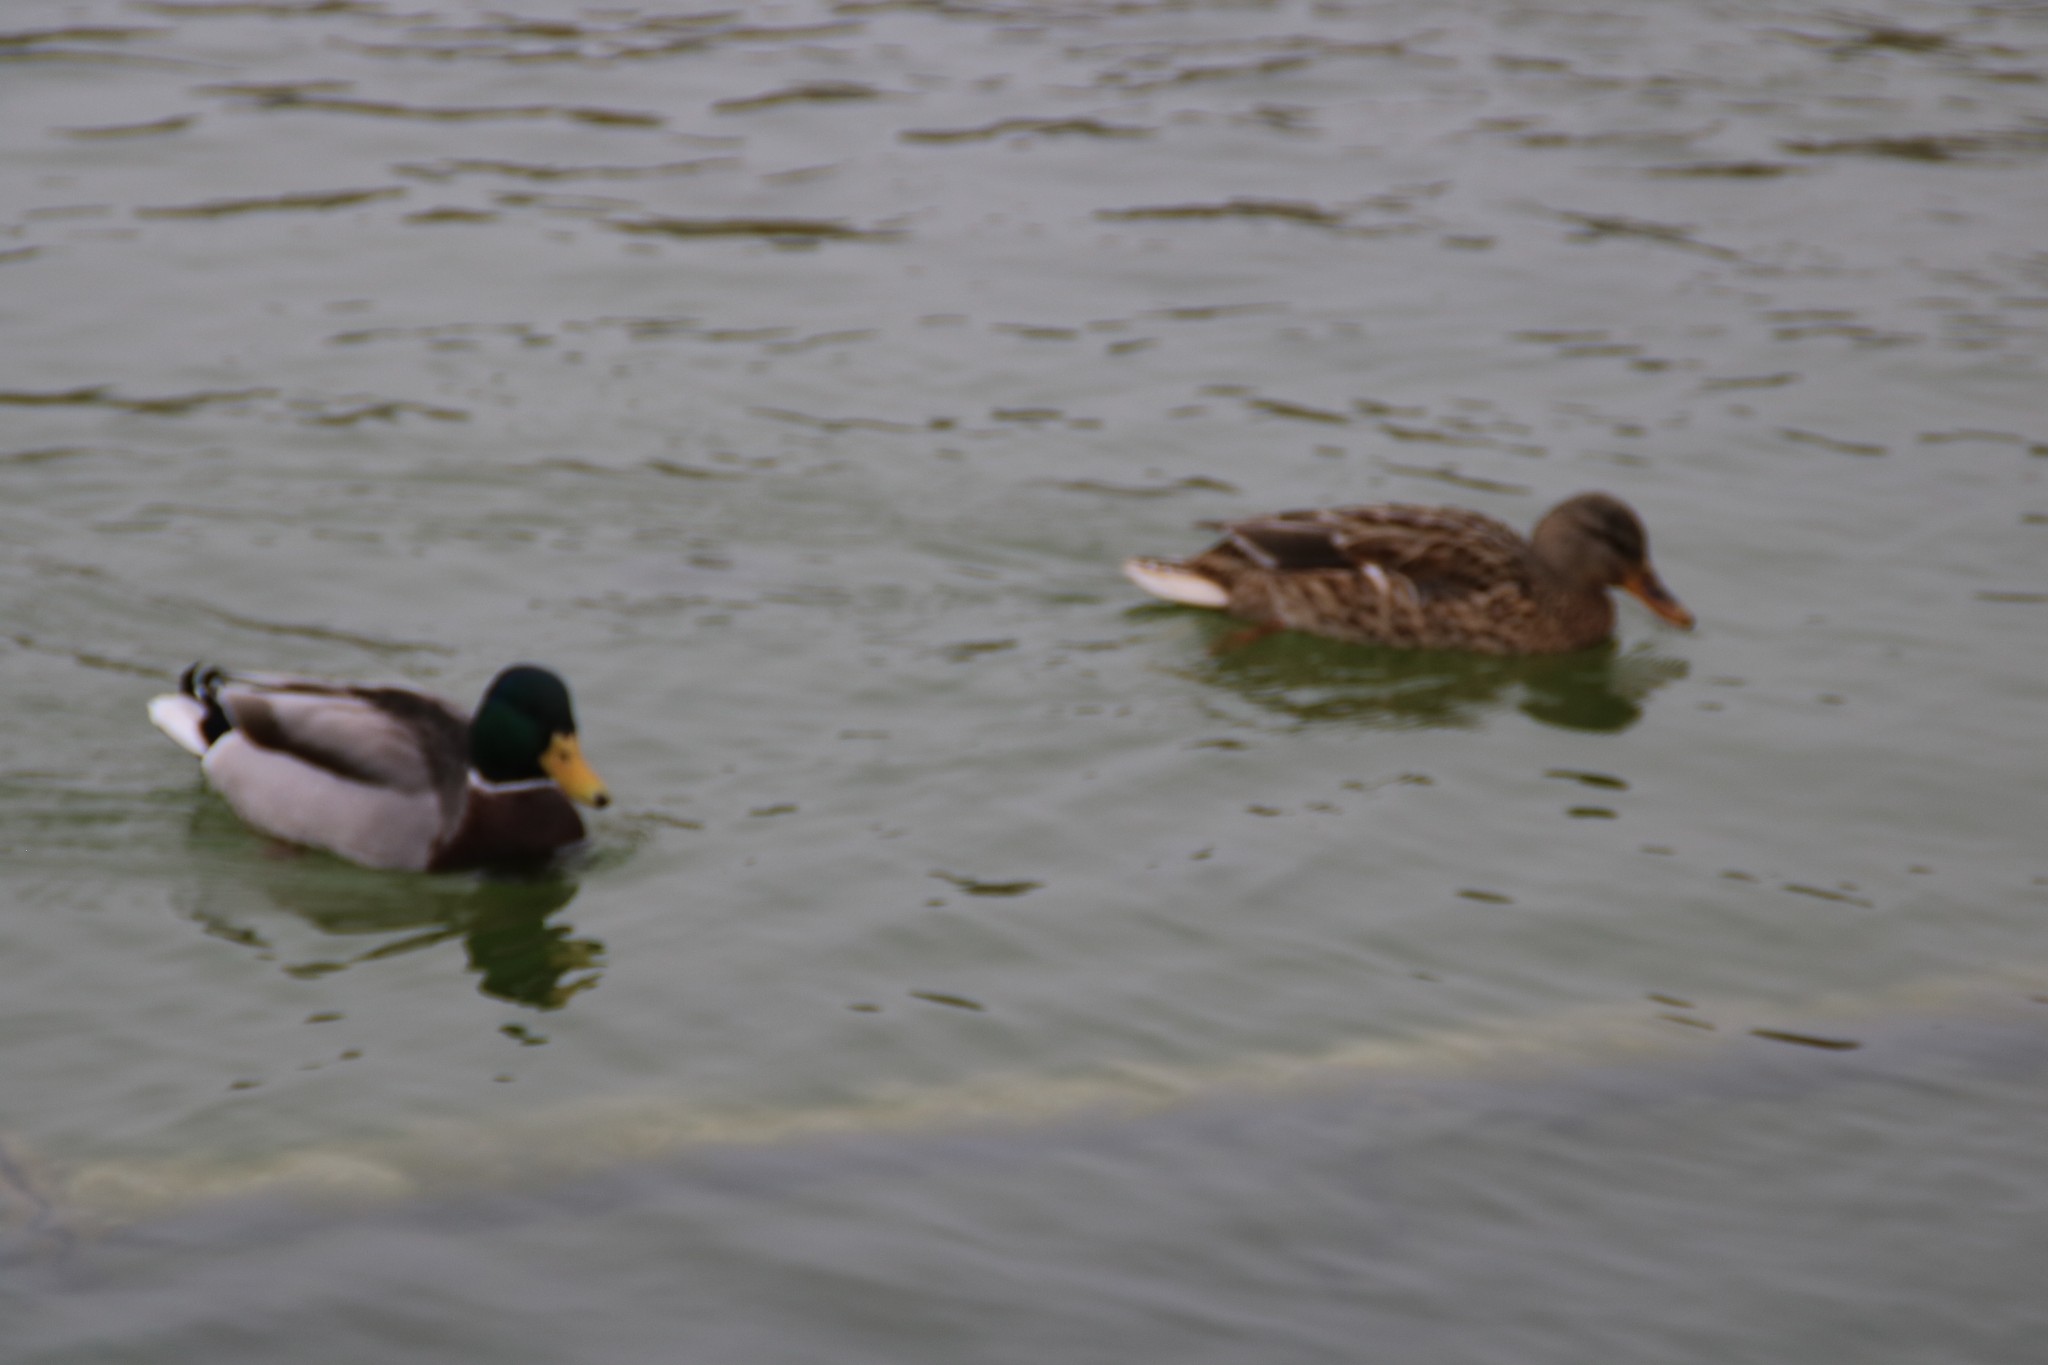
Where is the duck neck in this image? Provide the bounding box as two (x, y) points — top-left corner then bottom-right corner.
(1527, 570), (1616, 651)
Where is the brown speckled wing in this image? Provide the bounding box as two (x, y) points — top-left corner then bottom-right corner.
(1309, 504), (1532, 603)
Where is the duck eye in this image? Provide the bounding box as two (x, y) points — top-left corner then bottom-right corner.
(1590, 517), (1642, 561)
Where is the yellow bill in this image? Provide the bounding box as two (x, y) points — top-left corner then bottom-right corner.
(542, 732), (610, 808)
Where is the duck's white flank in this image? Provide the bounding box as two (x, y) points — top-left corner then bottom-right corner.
(1121, 557), (1230, 609)
(148, 692), (211, 757)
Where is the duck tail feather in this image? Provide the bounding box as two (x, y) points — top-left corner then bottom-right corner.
(153, 661), (235, 754)
(148, 692), (213, 757)
(1123, 557), (1230, 609)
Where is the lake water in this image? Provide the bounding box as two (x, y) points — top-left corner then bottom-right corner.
(4, 0), (2046, 1360)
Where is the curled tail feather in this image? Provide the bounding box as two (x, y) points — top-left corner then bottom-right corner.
(147, 662), (231, 757)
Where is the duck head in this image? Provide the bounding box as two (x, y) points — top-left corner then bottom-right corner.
(1533, 493), (1694, 629)
(470, 665), (610, 807)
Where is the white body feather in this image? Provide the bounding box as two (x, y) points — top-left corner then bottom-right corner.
(147, 693), (211, 757)
(201, 733), (445, 870)
(1122, 557), (1230, 609)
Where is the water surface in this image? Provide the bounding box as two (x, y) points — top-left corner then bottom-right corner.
(3, 0), (2046, 1360)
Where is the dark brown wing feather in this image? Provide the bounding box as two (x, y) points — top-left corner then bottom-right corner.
(1219, 518), (1358, 571)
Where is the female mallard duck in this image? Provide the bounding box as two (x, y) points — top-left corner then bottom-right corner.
(148, 663), (609, 872)
(1124, 491), (1693, 654)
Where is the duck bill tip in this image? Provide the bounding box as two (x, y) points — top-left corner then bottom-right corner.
(1625, 569), (1694, 630)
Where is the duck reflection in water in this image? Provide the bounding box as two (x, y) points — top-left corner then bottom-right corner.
(1182, 628), (1687, 734)
(177, 809), (602, 1011)
(461, 877), (602, 1011)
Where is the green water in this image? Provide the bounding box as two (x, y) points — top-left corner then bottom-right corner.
(4, 0), (2046, 1360)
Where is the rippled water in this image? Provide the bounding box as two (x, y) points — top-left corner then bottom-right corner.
(4, 0), (2047, 1360)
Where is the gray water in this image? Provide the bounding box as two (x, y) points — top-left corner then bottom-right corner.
(3, 0), (2046, 1360)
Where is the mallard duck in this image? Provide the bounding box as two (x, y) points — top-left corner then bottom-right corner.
(148, 663), (609, 872)
(1124, 491), (1693, 654)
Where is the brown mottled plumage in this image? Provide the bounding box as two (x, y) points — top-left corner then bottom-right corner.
(1123, 492), (1693, 654)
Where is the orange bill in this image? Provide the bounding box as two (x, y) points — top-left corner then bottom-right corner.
(1623, 565), (1694, 629)
(542, 732), (611, 808)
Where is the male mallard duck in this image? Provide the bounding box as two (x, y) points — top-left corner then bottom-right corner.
(148, 663), (609, 872)
(1124, 491), (1693, 654)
